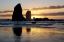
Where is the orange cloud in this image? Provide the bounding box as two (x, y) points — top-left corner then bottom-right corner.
(32, 5), (64, 10)
(0, 5), (64, 13)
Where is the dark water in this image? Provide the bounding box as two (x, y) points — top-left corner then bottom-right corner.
(0, 21), (64, 42)
(0, 27), (64, 42)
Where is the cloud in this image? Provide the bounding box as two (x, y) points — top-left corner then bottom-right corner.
(0, 9), (28, 13)
(30, 12), (64, 16)
(0, 10), (13, 13)
(0, 12), (64, 16)
(23, 9), (29, 10)
(32, 5), (64, 10)
(40, 12), (64, 16)
(0, 5), (64, 13)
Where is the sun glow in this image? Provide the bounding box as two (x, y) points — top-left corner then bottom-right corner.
(31, 16), (41, 19)
(31, 10), (42, 14)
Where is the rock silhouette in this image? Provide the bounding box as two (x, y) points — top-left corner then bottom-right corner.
(12, 3), (26, 21)
(26, 10), (31, 21)
(26, 28), (31, 33)
(12, 3), (26, 36)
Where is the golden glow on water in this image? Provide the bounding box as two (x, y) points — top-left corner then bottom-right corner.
(22, 27), (64, 34)
(0, 27), (64, 34)
(0, 27), (64, 42)
(0, 27), (63, 33)
(22, 28), (27, 33)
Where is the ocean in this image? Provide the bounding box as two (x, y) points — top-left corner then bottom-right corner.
(0, 20), (64, 42)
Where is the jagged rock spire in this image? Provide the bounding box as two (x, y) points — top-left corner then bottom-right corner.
(12, 3), (26, 21)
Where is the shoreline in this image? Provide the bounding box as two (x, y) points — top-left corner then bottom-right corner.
(0, 19), (64, 21)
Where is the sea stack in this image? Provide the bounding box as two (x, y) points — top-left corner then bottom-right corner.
(12, 3), (26, 21)
(26, 10), (31, 21)
(12, 3), (25, 36)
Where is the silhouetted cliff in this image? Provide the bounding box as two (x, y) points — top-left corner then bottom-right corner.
(12, 3), (26, 36)
(12, 3), (26, 21)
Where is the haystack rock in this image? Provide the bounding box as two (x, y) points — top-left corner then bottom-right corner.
(12, 3), (26, 21)
(12, 3), (26, 36)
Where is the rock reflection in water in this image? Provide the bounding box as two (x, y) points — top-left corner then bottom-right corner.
(12, 27), (22, 36)
(14, 35), (21, 42)
(0, 27), (64, 42)
(26, 28), (31, 33)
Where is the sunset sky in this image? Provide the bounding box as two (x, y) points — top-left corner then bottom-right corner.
(0, 0), (64, 19)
